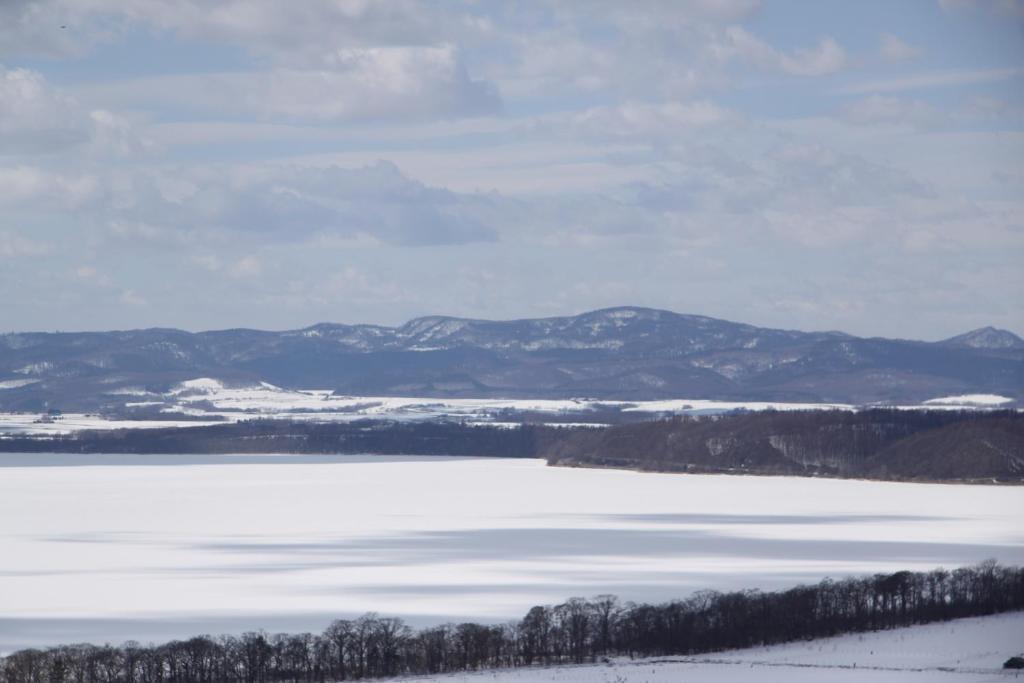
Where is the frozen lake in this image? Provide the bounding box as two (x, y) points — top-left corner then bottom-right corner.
(1, 454), (1022, 652)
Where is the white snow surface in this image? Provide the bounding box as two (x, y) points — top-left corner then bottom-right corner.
(925, 394), (1014, 406)
(165, 378), (858, 417)
(618, 398), (852, 412)
(105, 386), (154, 396)
(0, 378), (1014, 435)
(392, 612), (1024, 682)
(0, 412), (225, 435)
(168, 377), (227, 394)
(0, 379), (38, 390)
(159, 378), (1020, 417)
(0, 455), (1021, 653)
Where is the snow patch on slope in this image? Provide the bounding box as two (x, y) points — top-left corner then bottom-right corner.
(0, 413), (225, 435)
(925, 394), (1013, 406)
(14, 362), (53, 375)
(0, 379), (38, 390)
(170, 377), (226, 394)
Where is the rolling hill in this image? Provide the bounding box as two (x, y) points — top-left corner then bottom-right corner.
(0, 307), (1020, 411)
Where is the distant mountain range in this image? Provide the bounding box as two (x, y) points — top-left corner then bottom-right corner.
(1, 307), (1021, 411)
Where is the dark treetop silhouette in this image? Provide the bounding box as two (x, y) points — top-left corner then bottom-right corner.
(2, 562), (1020, 682)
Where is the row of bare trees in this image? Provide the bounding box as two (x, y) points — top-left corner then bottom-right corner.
(3, 562), (1022, 683)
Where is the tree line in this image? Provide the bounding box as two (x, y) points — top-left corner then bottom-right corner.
(3, 409), (1022, 483)
(543, 409), (1024, 483)
(3, 561), (1022, 682)
(0, 419), (556, 459)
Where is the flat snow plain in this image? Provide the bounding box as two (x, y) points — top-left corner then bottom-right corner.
(392, 612), (1024, 682)
(0, 455), (1022, 654)
(3, 378), (1014, 436)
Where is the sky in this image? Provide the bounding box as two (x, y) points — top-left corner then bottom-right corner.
(1, 0), (1022, 339)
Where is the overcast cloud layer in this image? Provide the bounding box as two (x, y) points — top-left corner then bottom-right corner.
(1, 0), (1022, 338)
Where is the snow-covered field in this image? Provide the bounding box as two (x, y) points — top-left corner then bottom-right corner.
(1, 377), (1016, 435)
(0, 455), (1021, 653)
(392, 612), (1024, 682)
(141, 377), (862, 422)
(0, 412), (225, 435)
(924, 394), (1015, 407)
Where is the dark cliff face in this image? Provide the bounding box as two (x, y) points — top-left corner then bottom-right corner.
(541, 410), (1024, 483)
(1, 307), (1021, 410)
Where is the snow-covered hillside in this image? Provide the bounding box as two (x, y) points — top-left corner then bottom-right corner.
(925, 394), (1014, 407)
(392, 612), (1024, 682)
(2, 308), (1020, 410)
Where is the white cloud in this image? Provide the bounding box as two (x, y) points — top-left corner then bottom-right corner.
(119, 289), (148, 306)
(879, 33), (922, 62)
(88, 109), (153, 156)
(22, 161), (499, 247)
(6, 0), (765, 69)
(6, 1), (845, 112)
(99, 0), (454, 65)
(0, 66), (90, 153)
(0, 0), (113, 58)
(585, 0), (763, 24)
(0, 166), (100, 208)
(76, 46), (499, 123)
(938, 0), (1024, 17)
(0, 65), (150, 157)
(779, 37), (847, 76)
(73, 265), (112, 287)
(228, 255), (262, 279)
(840, 95), (936, 127)
(0, 231), (49, 257)
(0, 0), (1018, 337)
(0, 0), (452, 61)
(190, 254), (222, 272)
(955, 95), (1024, 123)
(766, 141), (927, 205)
(838, 67), (1024, 95)
(565, 101), (739, 139)
(714, 27), (847, 76)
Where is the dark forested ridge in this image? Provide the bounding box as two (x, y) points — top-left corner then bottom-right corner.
(0, 420), (556, 459)
(4, 409), (1019, 483)
(3, 409), (1022, 483)
(2, 563), (1021, 682)
(2, 307), (1022, 411)
(2, 409), (1024, 483)
(542, 409), (1024, 483)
